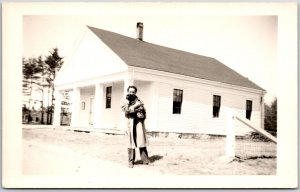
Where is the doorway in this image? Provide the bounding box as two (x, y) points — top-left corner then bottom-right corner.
(89, 97), (94, 125)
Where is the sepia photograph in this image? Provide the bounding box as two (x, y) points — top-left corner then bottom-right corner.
(2, 2), (298, 188)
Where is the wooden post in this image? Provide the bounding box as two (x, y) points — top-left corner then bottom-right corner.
(226, 109), (235, 158)
(93, 83), (103, 128)
(70, 87), (80, 127)
(53, 90), (62, 126)
(235, 116), (277, 143)
(119, 77), (134, 132)
(261, 95), (265, 129)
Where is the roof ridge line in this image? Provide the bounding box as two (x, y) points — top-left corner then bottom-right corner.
(87, 25), (216, 60)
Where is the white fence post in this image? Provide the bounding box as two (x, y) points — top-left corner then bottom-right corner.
(226, 109), (235, 158)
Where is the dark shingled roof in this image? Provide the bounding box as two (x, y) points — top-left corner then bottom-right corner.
(88, 26), (264, 91)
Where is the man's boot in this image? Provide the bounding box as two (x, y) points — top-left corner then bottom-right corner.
(139, 147), (150, 165)
(128, 148), (135, 168)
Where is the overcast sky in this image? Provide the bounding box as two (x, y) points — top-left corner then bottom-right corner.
(23, 13), (277, 104)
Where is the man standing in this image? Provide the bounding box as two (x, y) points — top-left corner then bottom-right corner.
(121, 85), (150, 168)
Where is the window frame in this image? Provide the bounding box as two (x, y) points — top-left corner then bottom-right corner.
(105, 86), (112, 109)
(213, 95), (221, 118)
(246, 100), (252, 120)
(172, 89), (183, 114)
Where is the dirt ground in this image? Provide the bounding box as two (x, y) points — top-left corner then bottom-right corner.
(23, 127), (277, 176)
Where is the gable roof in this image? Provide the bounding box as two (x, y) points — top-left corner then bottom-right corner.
(87, 26), (264, 91)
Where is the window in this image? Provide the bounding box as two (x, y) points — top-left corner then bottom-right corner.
(173, 89), (183, 114)
(106, 86), (112, 108)
(246, 100), (252, 120)
(213, 95), (221, 118)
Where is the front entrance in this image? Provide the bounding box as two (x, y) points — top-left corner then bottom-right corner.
(89, 97), (94, 125)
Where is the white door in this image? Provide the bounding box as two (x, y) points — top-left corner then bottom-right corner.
(89, 97), (94, 125)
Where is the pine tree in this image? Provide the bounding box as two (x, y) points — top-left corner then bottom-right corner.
(264, 98), (277, 136)
(22, 57), (43, 123)
(35, 55), (48, 124)
(44, 48), (64, 124)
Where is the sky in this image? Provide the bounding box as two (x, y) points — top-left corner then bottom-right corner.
(23, 13), (277, 104)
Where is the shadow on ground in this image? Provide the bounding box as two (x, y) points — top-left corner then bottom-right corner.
(135, 155), (163, 165)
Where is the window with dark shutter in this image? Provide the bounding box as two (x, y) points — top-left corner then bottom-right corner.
(106, 86), (112, 108)
(213, 95), (221, 118)
(173, 89), (183, 114)
(246, 100), (252, 120)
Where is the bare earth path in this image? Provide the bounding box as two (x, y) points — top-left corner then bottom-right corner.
(23, 127), (276, 176)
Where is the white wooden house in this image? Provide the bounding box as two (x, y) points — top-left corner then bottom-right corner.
(53, 23), (266, 135)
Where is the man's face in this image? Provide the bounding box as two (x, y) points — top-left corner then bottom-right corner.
(128, 88), (136, 95)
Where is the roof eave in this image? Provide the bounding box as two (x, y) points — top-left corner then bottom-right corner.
(128, 66), (266, 94)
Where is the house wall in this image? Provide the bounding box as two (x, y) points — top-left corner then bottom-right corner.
(101, 81), (154, 130)
(131, 81), (154, 131)
(54, 29), (128, 87)
(74, 68), (263, 136)
(154, 81), (262, 135)
(76, 81), (154, 129)
(100, 82), (123, 128)
(78, 86), (95, 127)
(131, 68), (263, 135)
(77, 84), (121, 128)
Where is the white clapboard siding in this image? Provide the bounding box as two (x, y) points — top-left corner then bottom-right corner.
(156, 80), (262, 135)
(100, 82), (123, 128)
(132, 81), (154, 131)
(92, 80), (154, 129)
(234, 110), (261, 135)
(78, 86), (95, 127)
(72, 66), (263, 136)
